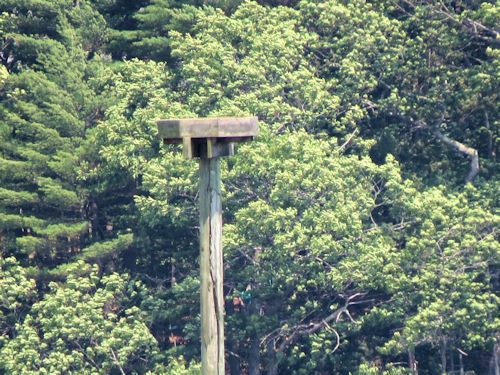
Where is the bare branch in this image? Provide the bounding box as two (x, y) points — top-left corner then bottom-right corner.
(338, 128), (358, 153)
(399, 0), (499, 44)
(110, 348), (126, 375)
(416, 119), (480, 183)
(323, 321), (341, 353)
(431, 127), (479, 182)
(264, 293), (370, 354)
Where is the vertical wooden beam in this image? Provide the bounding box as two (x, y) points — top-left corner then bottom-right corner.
(183, 137), (193, 159)
(199, 157), (225, 375)
(206, 138), (214, 159)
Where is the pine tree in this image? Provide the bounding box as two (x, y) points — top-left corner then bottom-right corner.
(0, 0), (114, 273)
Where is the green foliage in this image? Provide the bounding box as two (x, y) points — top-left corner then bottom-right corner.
(0, 256), (36, 347)
(0, 64), (7, 86)
(220, 131), (402, 372)
(0, 263), (160, 374)
(159, 356), (201, 375)
(0, 0), (126, 274)
(0, 0), (498, 374)
(355, 363), (411, 375)
(168, 1), (339, 129)
(380, 184), (499, 355)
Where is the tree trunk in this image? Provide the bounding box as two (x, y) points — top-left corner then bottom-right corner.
(247, 295), (261, 375)
(408, 348), (418, 375)
(441, 338), (447, 375)
(450, 347), (455, 374)
(266, 359), (279, 375)
(170, 257), (176, 287)
(248, 333), (260, 375)
(265, 341), (279, 375)
(485, 110), (496, 161)
(227, 338), (240, 375)
(494, 341), (500, 375)
(89, 199), (99, 238)
(199, 157), (225, 375)
(247, 247), (263, 375)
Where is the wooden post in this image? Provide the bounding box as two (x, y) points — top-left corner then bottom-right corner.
(199, 157), (224, 375)
(156, 117), (258, 375)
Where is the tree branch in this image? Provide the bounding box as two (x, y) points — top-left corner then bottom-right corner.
(110, 348), (126, 375)
(338, 128), (358, 153)
(265, 293), (369, 354)
(400, 0), (499, 44)
(416, 118), (480, 183)
(431, 127), (479, 182)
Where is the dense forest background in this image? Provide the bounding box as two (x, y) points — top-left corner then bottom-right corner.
(0, 0), (498, 374)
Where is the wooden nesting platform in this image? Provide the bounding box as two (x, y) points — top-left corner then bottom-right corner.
(157, 116), (258, 159)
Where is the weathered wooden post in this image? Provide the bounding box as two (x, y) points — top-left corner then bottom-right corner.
(157, 117), (258, 375)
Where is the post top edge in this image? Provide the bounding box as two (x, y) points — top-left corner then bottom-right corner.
(156, 116), (258, 125)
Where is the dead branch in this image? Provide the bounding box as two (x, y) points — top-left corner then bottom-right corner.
(431, 127), (479, 182)
(110, 348), (126, 375)
(338, 128), (358, 153)
(264, 292), (369, 354)
(416, 119), (480, 183)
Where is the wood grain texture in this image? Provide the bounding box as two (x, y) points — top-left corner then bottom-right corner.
(199, 158), (225, 375)
(157, 116), (258, 139)
(183, 137), (193, 159)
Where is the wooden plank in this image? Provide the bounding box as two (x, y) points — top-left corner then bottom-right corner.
(183, 137), (193, 159)
(217, 136), (254, 143)
(199, 158), (225, 375)
(217, 117), (258, 137)
(207, 138), (214, 159)
(192, 139), (235, 159)
(157, 116), (258, 139)
(217, 142), (235, 158)
(163, 138), (182, 144)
